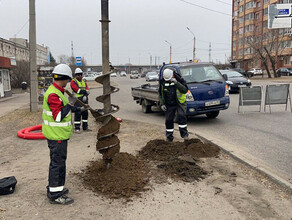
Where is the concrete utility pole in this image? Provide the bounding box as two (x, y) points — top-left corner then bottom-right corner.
(186, 27), (196, 61)
(71, 41), (74, 57)
(164, 40), (172, 63)
(209, 42), (212, 63)
(29, 0), (38, 112)
(149, 54), (152, 71)
(100, 0), (111, 116)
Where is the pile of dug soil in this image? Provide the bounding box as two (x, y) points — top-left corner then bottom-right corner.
(157, 159), (208, 182)
(139, 138), (220, 182)
(139, 138), (220, 161)
(80, 153), (149, 199)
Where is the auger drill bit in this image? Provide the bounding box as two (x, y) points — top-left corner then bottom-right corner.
(94, 71), (120, 168)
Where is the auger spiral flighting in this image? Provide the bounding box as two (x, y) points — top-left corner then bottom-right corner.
(94, 71), (120, 167)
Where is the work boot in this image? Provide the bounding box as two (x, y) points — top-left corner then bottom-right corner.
(183, 135), (189, 141)
(75, 129), (81, 134)
(62, 188), (69, 195)
(83, 128), (92, 132)
(49, 195), (74, 205)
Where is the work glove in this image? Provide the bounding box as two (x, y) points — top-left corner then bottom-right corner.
(161, 105), (167, 112)
(68, 94), (78, 105)
(80, 105), (90, 112)
(170, 78), (177, 84)
(82, 95), (88, 103)
(86, 90), (90, 95)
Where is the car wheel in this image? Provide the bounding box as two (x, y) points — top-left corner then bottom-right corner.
(142, 100), (152, 113)
(206, 111), (220, 119)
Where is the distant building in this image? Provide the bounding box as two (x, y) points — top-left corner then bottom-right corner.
(0, 56), (13, 98)
(231, 0), (292, 70)
(0, 37), (49, 66)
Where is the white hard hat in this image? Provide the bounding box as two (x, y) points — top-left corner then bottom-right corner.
(52, 64), (73, 79)
(163, 69), (173, 81)
(75, 68), (83, 74)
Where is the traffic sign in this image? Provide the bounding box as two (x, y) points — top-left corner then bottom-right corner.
(76, 57), (82, 66)
(268, 4), (292, 29)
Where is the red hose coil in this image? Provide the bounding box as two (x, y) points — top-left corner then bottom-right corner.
(17, 125), (46, 139)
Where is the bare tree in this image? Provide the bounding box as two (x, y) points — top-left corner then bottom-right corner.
(58, 54), (70, 64)
(57, 55), (88, 73)
(246, 29), (287, 78)
(10, 60), (30, 88)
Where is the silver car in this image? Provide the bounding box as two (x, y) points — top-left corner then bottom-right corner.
(145, 72), (159, 81)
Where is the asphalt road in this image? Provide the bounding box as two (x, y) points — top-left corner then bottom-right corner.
(91, 76), (292, 183)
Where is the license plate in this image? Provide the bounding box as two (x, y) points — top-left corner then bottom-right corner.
(238, 85), (246, 87)
(205, 100), (220, 106)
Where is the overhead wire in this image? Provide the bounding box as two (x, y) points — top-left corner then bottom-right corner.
(178, 0), (232, 16)
(14, 19), (29, 36)
(215, 0), (232, 6)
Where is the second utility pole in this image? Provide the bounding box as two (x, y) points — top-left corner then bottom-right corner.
(29, 0), (38, 112)
(100, 0), (111, 118)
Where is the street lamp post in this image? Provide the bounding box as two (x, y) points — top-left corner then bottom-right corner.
(186, 27), (196, 62)
(148, 53), (152, 71)
(164, 40), (172, 63)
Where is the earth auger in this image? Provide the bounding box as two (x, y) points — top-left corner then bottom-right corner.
(65, 73), (120, 168)
(94, 71), (120, 168)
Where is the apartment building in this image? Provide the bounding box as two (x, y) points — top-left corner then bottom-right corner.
(0, 37), (49, 66)
(231, 0), (292, 70)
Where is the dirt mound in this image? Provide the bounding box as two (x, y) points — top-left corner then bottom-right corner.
(157, 159), (208, 182)
(79, 138), (219, 199)
(139, 138), (220, 161)
(184, 139), (220, 158)
(139, 138), (219, 182)
(79, 153), (149, 199)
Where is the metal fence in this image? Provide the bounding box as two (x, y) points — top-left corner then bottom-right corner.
(264, 84), (291, 113)
(238, 86), (262, 113)
(238, 84), (291, 114)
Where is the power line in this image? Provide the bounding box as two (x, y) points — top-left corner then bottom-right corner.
(15, 19), (29, 36)
(178, 0), (232, 16)
(215, 0), (232, 6)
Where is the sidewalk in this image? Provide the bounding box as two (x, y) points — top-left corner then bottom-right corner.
(0, 92), (30, 117)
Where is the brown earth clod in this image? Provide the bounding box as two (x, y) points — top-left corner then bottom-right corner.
(79, 152), (149, 199)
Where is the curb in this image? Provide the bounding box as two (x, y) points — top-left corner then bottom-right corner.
(195, 133), (292, 193)
(0, 96), (16, 103)
(0, 92), (28, 103)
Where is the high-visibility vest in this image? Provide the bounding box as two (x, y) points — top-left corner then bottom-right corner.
(176, 89), (186, 104)
(72, 78), (86, 98)
(161, 83), (186, 104)
(42, 85), (73, 140)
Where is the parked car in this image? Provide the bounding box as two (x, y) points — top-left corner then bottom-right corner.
(220, 70), (251, 93)
(120, 71), (127, 77)
(110, 72), (117, 77)
(145, 72), (159, 81)
(130, 71), (139, 79)
(141, 71), (147, 78)
(248, 68), (263, 76)
(276, 67), (292, 76)
(83, 72), (101, 81)
(233, 68), (252, 78)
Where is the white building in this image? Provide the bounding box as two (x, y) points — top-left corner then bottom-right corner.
(0, 37), (49, 66)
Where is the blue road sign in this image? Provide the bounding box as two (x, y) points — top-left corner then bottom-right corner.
(76, 57), (82, 66)
(278, 9), (289, 15)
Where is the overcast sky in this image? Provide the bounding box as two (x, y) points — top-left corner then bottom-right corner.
(0, 0), (232, 65)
